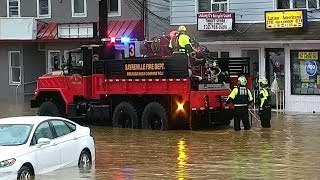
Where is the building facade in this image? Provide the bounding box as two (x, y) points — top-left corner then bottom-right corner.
(167, 0), (320, 113)
(0, 0), (144, 103)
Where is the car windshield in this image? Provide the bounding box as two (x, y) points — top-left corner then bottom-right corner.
(0, 124), (33, 146)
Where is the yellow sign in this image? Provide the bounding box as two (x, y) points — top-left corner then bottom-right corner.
(265, 10), (305, 29)
(317, 75), (320, 84)
(298, 52), (318, 60)
(125, 62), (165, 77)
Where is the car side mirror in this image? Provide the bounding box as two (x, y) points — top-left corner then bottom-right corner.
(37, 138), (51, 148)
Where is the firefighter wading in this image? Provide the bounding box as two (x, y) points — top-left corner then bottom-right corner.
(257, 77), (272, 128)
(226, 76), (253, 131)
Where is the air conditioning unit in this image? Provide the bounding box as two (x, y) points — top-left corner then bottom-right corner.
(38, 43), (45, 51)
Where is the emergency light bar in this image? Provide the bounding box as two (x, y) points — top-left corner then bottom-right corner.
(101, 36), (138, 43)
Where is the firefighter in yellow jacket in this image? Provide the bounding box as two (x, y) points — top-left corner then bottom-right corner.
(226, 76), (253, 131)
(169, 26), (193, 55)
(257, 77), (271, 128)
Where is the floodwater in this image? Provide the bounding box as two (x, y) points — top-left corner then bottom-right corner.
(2, 102), (320, 179)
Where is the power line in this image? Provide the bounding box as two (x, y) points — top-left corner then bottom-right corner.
(124, 0), (168, 32)
(146, 1), (170, 8)
(133, 0), (170, 23)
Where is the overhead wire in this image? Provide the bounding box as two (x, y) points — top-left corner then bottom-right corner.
(134, 0), (170, 22)
(124, 0), (168, 32)
(128, 0), (169, 26)
(146, 1), (170, 8)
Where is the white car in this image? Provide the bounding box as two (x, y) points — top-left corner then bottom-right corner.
(0, 116), (95, 180)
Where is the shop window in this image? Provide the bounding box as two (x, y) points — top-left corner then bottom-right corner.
(7, 0), (20, 17)
(9, 51), (21, 85)
(37, 0), (51, 18)
(276, 0), (319, 9)
(198, 0), (228, 12)
(108, 0), (121, 17)
(72, 0), (87, 17)
(291, 50), (320, 95)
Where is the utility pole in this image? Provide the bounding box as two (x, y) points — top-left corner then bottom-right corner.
(98, 0), (115, 59)
(99, 0), (108, 42)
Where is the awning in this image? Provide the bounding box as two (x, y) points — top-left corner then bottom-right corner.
(37, 22), (58, 40)
(98, 20), (143, 40)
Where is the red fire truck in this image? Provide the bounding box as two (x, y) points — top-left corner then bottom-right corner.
(30, 33), (251, 130)
(30, 0), (252, 130)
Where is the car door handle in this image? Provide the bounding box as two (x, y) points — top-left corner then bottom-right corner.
(52, 142), (57, 146)
(73, 137), (78, 140)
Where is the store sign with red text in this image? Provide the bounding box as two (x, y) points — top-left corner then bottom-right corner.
(197, 12), (235, 31)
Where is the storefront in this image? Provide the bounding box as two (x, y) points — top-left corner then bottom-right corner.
(185, 10), (320, 113)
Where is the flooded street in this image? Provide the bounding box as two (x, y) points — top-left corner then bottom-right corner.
(2, 102), (320, 179)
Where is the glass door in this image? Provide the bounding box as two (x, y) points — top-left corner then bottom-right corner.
(265, 48), (285, 108)
(242, 50), (259, 90)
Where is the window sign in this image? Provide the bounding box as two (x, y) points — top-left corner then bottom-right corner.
(265, 10), (307, 29)
(305, 61), (317, 77)
(291, 50), (320, 95)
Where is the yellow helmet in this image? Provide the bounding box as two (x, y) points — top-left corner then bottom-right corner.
(238, 76), (247, 86)
(259, 77), (268, 85)
(178, 25), (187, 32)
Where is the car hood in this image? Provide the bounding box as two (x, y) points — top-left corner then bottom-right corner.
(0, 145), (28, 161)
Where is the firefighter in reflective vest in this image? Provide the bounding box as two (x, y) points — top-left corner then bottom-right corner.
(258, 77), (271, 128)
(226, 76), (253, 131)
(168, 26), (193, 55)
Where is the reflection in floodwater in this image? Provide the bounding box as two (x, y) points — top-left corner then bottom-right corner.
(177, 138), (187, 180)
(2, 102), (320, 179)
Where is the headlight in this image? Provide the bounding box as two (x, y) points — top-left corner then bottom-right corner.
(0, 158), (16, 168)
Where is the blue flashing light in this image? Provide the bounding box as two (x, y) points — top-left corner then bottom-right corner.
(121, 36), (130, 43)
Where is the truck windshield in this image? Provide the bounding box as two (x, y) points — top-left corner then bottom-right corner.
(0, 124), (33, 146)
(69, 52), (83, 67)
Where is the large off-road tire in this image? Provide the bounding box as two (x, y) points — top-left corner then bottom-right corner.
(78, 149), (92, 169)
(17, 165), (34, 180)
(37, 101), (61, 116)
(112, 102), (139, 129)
(141, 102), (169, 131)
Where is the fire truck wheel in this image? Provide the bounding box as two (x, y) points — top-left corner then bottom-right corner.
(141, 102), (169, 131)
(112, 102), (139, 129)
(37, 101), (60, 116)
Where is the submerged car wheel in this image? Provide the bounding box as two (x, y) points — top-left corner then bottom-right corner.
(17, 165), (34, 180)
(78, 150), (92, 169)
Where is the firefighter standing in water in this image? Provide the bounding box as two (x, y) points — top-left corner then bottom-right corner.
(226, 76), (253, 131)
(257, 77), (272, 128)
(168, 25), (194, 55)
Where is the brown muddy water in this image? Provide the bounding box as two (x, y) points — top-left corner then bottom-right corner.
(2, 102), (320, 179)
